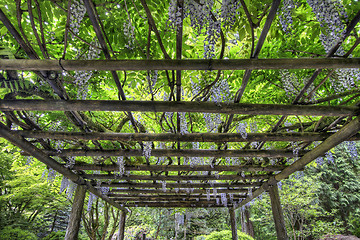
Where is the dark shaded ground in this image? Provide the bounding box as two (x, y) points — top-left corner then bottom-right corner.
(321, 235), (360, 240)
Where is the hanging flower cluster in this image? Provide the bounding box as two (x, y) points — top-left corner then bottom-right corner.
(236, 122), (247, 139)
(66, 181), (77, 200)
(60, 176), (69, 193)
(143, 141), (152, 159)
(169, 0), (240, 58)
(277, 0), (295, 33)
(69, 0), (86, 35)
(346, 141), (358, 160)
(117, 156), (125, 177)
(87, 192), (97, 211)
(280, 70), (300, 98)
(307, 0), (347, 53)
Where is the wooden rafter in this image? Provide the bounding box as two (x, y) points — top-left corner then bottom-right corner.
(1, 58), (360, 71)
(15, 130), (360, 143)
(0, 99), (358, 116)
(23, 148), (308, 158)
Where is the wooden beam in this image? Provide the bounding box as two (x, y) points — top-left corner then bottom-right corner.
(117, 202), (233, 208)
(269, 184), (289, 240)
(114, 200), (236, 208)
(1, 58), (360, 71)
(28, 148), (308, 158)
(118, 209), (126, 240)
(237, 116), (360, 210)
(100, 182), (261, 189)
(109, 188), (251, 194)
(0, 122), (127, 211)
(17, 130), (360, 143)
(229, 208), (238, 240)
(107, 193), (246, 199)
(65, 185), (86, 240)
(1, 99), (358, 116)
(110, 196), (244, 202)
(83, 174), (269, 181)
(73, 164), (285, 172)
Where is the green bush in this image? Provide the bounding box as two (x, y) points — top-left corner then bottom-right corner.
(0, 226), (37, 240)
(42, 231), (66, 240)
(199, 230), (254, 240)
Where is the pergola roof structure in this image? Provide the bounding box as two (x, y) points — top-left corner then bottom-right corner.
(0, 2), (360, 237)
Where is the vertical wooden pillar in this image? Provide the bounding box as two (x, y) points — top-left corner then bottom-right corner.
(229, 208), (238, 240)
(269, 184), (288, 240)
(117, 209), (127, 240)
(65, 184), (86, 240)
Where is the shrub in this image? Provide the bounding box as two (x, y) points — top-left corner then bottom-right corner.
(0, 226), (37, 240)
(42, 231), (66, 240)
(202, 230), (254, 240)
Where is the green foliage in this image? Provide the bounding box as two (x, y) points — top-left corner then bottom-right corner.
(197, 230), (254, 240)
(0, 226), (37, 240)
(42, 231), (66, 240)
(308, 142), (360, 233)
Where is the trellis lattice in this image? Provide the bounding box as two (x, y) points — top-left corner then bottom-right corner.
(0, 0), (360, 215)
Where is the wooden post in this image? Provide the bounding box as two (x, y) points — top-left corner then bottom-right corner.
(117, 209), (127, 240)
(65, 184), (86, 240)
(268, 184), (288, 240)
(229, 208), (238, 240)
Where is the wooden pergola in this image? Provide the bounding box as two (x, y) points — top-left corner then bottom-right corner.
(0, 1), (360, 239)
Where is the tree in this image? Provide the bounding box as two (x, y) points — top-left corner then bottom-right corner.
(309, 142), (360, 233)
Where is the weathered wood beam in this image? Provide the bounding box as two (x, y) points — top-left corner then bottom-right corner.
(65, 185), (86, 240)
(237, 116), (360, 209)
(107, 193), (246, 199)
(117, 202), (233, 208)
(118, 209), (126, 240)
(269, 184), (289, 240)
(110, 196), (244, 202)
(229, 208), (238, 240)
(1, 58), (360, 71)
(0, 122), (127, 211)
(83, 174), (269, 181)
(115, 199), (236, 205)
(73, 164), (285, 172)
(109, 188), (251, 194)
(100, 182), (261, 188)
(1, 100), (358, 116)
(17, 130), (360, 142)
(26, 148), (308, 158)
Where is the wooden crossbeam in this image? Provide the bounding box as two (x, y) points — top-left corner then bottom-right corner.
(0, 100), (358, 116)
(1, 58), (360, 71)
(73, 164), (285, 172)
(114, 200), (238, 205)
(17, 130), (360, 142)
(109, 196), (244, 202)
(83, 174), (269, 181)
(100, 182), (260, 188)
(30, 148), (307, 158)
(116, 202), (234, 208)
(107, 193), (246, 198)
(109, 188), (251, 194)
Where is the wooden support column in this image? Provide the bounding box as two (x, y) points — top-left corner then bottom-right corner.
(229, 208), (238, 240)
(117, 209), (127, 240)
(268, 184), (288, 240)
(65, 184), (86, 240)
